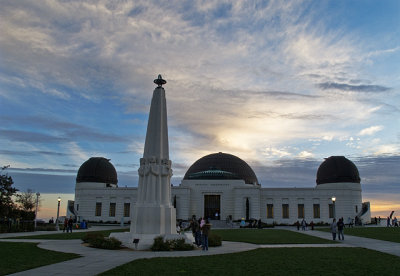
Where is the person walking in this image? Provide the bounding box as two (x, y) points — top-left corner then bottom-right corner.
(201, 219), (211, 251)
(330, 218), (337, 240)
(337, 218), (345, 240)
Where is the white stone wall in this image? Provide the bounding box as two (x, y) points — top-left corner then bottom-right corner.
(75, 183), (137, 222)
(73, 180), (366, 224)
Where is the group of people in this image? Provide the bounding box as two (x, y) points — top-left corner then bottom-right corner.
(330, 217), (345, 240)
(63, 217), (74, 233)
(386, 216), (398, 227)
(190, 216), (212, 251)
(295, 219), (315, 231)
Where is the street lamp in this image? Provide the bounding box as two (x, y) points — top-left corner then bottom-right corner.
(34, 192), (40, 230)
(56, 197), (61, 231)
(332, 196), (336, 219)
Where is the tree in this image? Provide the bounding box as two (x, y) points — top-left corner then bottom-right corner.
(0, 165), (18, 218)
(16, 189), (36, 212)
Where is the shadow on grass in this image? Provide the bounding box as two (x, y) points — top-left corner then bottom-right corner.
(99, 247), (400, 275)
(4, 228), (129, 240)
(212, 229), (336, 244)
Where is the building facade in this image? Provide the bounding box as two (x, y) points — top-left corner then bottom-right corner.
(70, 153), (371, 225)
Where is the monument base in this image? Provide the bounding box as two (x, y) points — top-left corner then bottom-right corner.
(110, 232), (194, 250)
(130, 204), (177, 234)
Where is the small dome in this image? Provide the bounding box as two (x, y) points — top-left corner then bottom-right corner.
(76, 157), (118, 185)
(316, 156), (360, 185)
(184, 152), (259, 185)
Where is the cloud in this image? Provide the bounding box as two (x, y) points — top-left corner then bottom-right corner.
(0, 129), (68, 143)
(297, 151), (314, 158)
(0, 116), (129, 143)
(318, 82), (391, 93)
(0, 149), (72, 157)
(359, 126), (384, 136)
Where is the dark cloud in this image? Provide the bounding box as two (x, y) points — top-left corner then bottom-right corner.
(0, 150), (72, 157)
(6, 155), (400, 200)
(9, 167), (76, 174)
(318, 82), (391, 93)
(0, 129), (68, 143)
(114, 163), (139, 169)
(127, 5), (146, 17)
(10, 172), (76, 193)
(0, 116), (128, 143)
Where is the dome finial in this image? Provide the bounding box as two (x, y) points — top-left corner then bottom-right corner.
(154, 74), (167, 87)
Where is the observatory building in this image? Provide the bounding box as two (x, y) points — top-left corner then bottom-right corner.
(70, 154), (370, 225)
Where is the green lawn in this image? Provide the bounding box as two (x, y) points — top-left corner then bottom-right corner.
(0, 242), (79, 275)
(100, 247), (400, 275)
(4, 228), (129, 240)
(317, 227), (400, 243)
(212, 229), (335, 244)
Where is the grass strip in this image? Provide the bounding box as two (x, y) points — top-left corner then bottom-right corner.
(100, 247), (400, 275)
(212, 229), (335, 244)
(0, 242), (79, 275)
(317, 227), (400, 243)
(4, 228), (129, 240)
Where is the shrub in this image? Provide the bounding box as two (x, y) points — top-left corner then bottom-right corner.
(151, 236), (171, 251)
(82, 233), (122, 250)
(99, 237), (122, 250)
(171, 238), (194, 251)
(208, 233), (222, 247)
(82, 232), (104, 243)
(151, 236), (194, 251)
(35, 224), (56, 231)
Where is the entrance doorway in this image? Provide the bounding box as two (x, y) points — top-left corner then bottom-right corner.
(204, 195), (220, 220)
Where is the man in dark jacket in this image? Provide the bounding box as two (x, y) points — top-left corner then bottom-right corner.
(337, 218), (345, 240)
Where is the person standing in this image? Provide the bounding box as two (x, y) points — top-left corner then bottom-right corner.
(337, 218), (345, 240)
(63, 218), (68, 233)
(295, 221), (300, 231)
(67, 217), (73, 233)
(201, 219), (211, 251)
(330, 219), (337, 240)
(301, 219), (307, 231)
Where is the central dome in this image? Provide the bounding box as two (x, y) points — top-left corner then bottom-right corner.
(183, 152), (259, 185)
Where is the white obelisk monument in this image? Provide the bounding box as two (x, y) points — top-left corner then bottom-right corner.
(112, 75), (182, 250)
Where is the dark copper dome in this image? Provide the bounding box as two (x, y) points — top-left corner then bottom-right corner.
(184, 152), (259, 185)
(76, 157), (118, 185)
(316, 156), (360, 185)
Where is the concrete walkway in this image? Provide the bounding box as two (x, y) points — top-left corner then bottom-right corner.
(287, 227), (400, 257)
(1, 227), (398, 276)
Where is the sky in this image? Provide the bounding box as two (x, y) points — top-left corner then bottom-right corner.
(1, 0), (399, 220)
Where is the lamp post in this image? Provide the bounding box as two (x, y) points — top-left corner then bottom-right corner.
(34, 192), (40, 230)
(332, 196), (336, 219)
(56, 197), (61, 231)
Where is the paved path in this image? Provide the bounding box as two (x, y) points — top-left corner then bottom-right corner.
(1, 227), (399, 276)
(287, 227), (400, 257)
